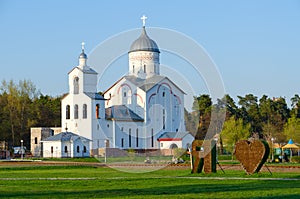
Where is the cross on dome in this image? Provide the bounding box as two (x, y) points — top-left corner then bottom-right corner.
(81, 41), (85, 51)
(141, 15), (147, 27)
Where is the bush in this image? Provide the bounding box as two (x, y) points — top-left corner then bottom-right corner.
(291, 156), (300, 163)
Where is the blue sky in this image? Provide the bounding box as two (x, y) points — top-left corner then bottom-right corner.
(0, 0), (300, 107)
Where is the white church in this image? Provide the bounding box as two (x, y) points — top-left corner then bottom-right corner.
(33, 17), (194, 158)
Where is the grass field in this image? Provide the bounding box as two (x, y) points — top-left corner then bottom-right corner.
(0, 165), (299, 198)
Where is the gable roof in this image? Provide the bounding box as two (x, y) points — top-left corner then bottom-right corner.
(104, 75), (186, 95)
(41, 132), (91, 142)
(157, 131), (192, 141)
(68, 67), (98, 75)
(124, 75), (165, 92)
(105, 105), (144, 122)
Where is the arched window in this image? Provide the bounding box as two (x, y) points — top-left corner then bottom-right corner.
(76, 146), (80, 153)
(64, 146), (68, 153)
(136, 129), (139, 147)
(66, 105), (70, 119)
(96, 104), (100, 119)
(83, 146), (87, 153)
(83, 104), (87, 119)
(73, 77), (79, 94)
(129, 129), (132, 148)
(74, 104), (78, 119)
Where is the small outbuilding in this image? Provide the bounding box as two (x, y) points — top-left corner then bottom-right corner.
(41, 131), (91, 158)
(158, 132), (194, 150)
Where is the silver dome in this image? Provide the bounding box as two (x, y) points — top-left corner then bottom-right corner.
(129, 27), (160, 53)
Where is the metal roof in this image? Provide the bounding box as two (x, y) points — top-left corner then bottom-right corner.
(105, 105), (144, 121)
(41, 132), (91, 142)
(129, 27), (160, 53)
(84, 92), (105, 100)
(158, 131), (192, 140)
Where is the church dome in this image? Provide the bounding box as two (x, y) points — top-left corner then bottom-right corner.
(129, 27), (160, 53)
(79, 51), (87, 59)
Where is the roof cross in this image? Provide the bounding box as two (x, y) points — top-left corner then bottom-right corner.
(81, 41), (85, 51)
(141, 15), (147, 27)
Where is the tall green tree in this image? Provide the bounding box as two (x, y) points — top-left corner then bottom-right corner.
(283, 114), (300, 143)
(192, 95), (212, 140)
(220, 116), (251, 154)
(0, 79), (38, 147)
(259, 95), (286, 142)
(33, 95), (61, 127)
(291, 94), (300, 118)
(238, 94), (261, 135)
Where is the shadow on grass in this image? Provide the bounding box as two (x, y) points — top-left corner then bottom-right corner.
(1, 179), (300, 198)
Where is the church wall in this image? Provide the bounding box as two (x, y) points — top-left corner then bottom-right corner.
(61, 93), (93, 139)
(104, 78), (146, 119)
(83, 72), (97, 93)
(145, 79), (186, 141)
(30, 127), (62, 157)
(42, 141), (62, 158)
(128, 51), (160, 78)
(112, 121), (148, 149)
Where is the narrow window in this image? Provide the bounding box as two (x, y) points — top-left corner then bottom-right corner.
(83, 146), (87, 153)
(151, 129), (154, 147)
(136, 129), (139, 147)
(162, 92), (165, 97)
(73, 77), (79, 94)
(96, 104), (100, 119)
(51, 146), (53, 154)
(121, 138), (124, 148)
(133, 65), (135, 73)
(144, 64), (146, 73)
(66, 105), (70, 119)
(77, 146), (80, 153)
(121, 127), (124, 131)
(124, 92), (126, 97)
(34, 137), (38, 144)
(74, 104), (78, 119)
(129, 129), (132, 147)
(163, 109), (165, 130)
(64, 146), (68, 153)
(83, 104), (87, 119)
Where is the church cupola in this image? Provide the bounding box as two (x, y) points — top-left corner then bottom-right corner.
(78, 42), (88, 70)
(128, 15), (160, 79)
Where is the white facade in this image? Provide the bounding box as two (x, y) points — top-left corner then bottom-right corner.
(61, 48), (108, 151)
(41, 132), (91, 158)
(59, 23), (193, 154)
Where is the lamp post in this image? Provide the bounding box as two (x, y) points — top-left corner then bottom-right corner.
(271, 137), (274, 162)
(20, 140), (23, 160)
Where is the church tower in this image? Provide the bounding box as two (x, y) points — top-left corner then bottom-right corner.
(128, 15), (160, 79)
(68, 42), (98, 95)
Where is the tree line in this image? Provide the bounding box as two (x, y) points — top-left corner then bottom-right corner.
(0, 80), (61, 149)
(1, 79), (300, 152)
(185, 94), (300, 153)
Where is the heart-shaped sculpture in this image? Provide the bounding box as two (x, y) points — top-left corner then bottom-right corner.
(234, 140), (269, 174)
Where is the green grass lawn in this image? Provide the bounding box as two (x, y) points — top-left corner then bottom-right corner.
(0, 166), (299, 198)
